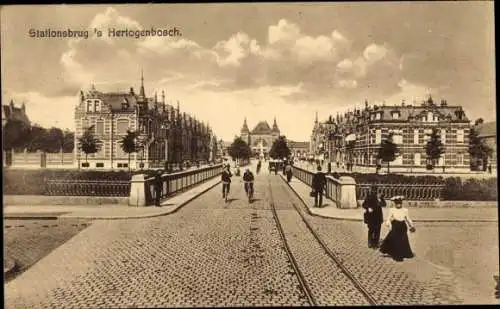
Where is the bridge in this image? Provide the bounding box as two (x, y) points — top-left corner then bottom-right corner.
(4, 159), (499, 307)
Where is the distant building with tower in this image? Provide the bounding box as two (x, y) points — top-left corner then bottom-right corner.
(240, 118), (280, 159)
(2, 100), (30, 127)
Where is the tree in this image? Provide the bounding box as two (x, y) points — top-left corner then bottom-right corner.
(377, 132), (398, 173)
(77, 125), (102, 163)
(269, 135), (291, 159)
(425, 128), (445, 170)
(469, 125), (493, 171)
(62, 130), (75, 153)
(228, 137), (251, 163)
(119, 130), (139, 171)
(3, 119), (31, 151)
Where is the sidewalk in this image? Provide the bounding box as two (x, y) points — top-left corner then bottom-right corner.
(280, 174), (498, 223)
(3, 178), (221, 220)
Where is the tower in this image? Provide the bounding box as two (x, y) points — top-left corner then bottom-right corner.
(139, 68), (146, 100)
(271, 117), (280, 138)
(241, 118), (250, 145)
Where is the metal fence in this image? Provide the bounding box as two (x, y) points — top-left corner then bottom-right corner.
(144, 164), (223, 205)
(356, 183), (444, 201)
(46, 180), (130, 196)
(292, 165), (445, 201)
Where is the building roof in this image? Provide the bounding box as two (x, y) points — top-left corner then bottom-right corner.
(2, 102), (30, 125)
(251, 121), (272, 134)
(477, 121), (496, 138)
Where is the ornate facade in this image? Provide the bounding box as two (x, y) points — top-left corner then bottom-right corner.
(240, 118), (280, 158)
(74, 73), (214, 170)
(315, 96), (472, 172)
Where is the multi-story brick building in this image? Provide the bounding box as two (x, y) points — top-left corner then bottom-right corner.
(240, 118), (280, 158)
(74, 73), (213, 170)
(318, 95), (471, 172)
(310, 112), (336, 161)
(476, 121), (497, 171)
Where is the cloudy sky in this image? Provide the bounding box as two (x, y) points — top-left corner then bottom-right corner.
(1, 3), (495, 141)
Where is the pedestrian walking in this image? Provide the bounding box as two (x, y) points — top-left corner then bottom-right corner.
(311, 165), (327, 207)
(256, 160), (262, 174)
(285, 162), (293, 182)
(379, 196), (416, 262)
(154, 170), (163, 206)
(327, 161), (332, 175)
(362, 185), (385, 248)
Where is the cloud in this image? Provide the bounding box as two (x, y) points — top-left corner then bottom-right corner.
(338, 79), (358, 89)
(12, 92), (77, 130)
(363, 43), (388, 63)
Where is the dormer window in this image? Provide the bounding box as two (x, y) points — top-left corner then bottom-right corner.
(86, 100), (93, 112)
(427, 112), (433, 122)
(391, 111), (400, 120)
(375, 113), (381, 120)
(94, 100), (101, 112)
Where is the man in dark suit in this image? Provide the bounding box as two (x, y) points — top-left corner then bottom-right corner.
(362, 185), (385, 248)
(311, 165), (327, 207)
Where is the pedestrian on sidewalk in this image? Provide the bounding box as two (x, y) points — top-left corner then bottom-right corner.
(285, 162), (293, 182)
(327, 161), (332, 175)
(256, 160), (262, 174)
(311, 165), (327, 207)
(362, 185), (385, 248)
(380, 196), (416, 262)
(154, 170), (163, 206)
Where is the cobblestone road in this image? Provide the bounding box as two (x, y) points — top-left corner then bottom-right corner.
(5, 172), (498, 307)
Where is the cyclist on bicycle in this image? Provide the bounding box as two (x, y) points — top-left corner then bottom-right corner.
(243, 168), (255, 199)
(221, 164), (232, 199)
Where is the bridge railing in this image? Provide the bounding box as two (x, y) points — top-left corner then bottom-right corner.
(46, 179), (130, 196)
(356, 183), (445, 201)
(292, 165), (357, 209)
(130, 164), (224, 206)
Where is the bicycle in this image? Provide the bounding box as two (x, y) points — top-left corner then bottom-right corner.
(244, 181), (254, 203)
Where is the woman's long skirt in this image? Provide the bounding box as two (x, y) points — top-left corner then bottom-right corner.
(380, 220), (414, 260)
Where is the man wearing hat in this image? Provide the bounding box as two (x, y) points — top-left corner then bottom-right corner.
(362, 185), (386, 248)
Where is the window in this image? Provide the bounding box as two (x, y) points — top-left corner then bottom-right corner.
(394, 154), (403, 165)
(427, 112), (433, 122)
(392, 112), (399, 120)
(375, 113), (381, 120)
(438, 156), (444, 166)
(81, 162), (90, 168)
(441, 129), (446, 144)
(457, 153), (464, 166)
(95, 120), (104, 135)
(375, 129), (382, 144)
(457, 129), (464, 143)
(393, 134), (403, 144)
(413, 129), (419, 144)
(86, 100), (93, 112)
(94, 100), (101, 112)
(414, 153), (421, 166)
(96, 162), (104, 168)
(117, 119), (129, 134)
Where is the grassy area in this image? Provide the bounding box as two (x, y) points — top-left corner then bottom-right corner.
(4, 219), (92, 281)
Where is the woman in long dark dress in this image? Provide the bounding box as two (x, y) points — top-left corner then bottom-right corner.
(380, 196), (416, 261)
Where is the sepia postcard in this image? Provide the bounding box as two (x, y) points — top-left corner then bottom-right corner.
(2, 2), (498, 307)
